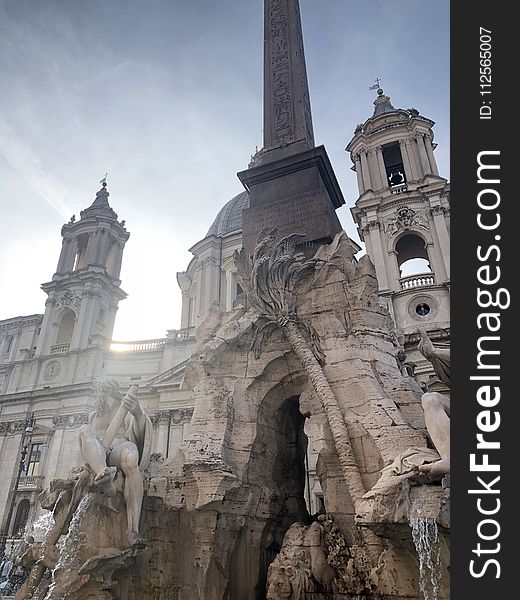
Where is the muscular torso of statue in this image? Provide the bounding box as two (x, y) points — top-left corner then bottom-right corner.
(79, 379), (150, 549)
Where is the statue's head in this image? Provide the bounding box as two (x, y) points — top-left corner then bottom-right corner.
(93, 378), (121, 415)
(266, 562), (313, 600)
(266, 565), (294, 599)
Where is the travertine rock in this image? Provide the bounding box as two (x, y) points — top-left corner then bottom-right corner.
(26, 231), (449, 600)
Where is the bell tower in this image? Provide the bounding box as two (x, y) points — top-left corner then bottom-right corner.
(348, 88), (450, 379)
(35, 181), (129, 357)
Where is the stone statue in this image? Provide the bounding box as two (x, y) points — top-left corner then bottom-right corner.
(79, 378), (153, 548)
(266, 521), (338, 599)
(417, 330), (450, 476)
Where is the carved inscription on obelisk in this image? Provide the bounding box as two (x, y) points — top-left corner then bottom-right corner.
(264, 0), (315, 154)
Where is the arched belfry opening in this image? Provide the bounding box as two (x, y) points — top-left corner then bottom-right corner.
(395, 233), (432, 277)
(73, 233), (89, 271)
(55, 308), (76, 346)
(382, 142), (407, 187)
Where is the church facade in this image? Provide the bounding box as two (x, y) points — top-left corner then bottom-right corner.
(0, 18), (449, 562)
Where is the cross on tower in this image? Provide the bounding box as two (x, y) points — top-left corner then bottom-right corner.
(369, 77), (382, 91)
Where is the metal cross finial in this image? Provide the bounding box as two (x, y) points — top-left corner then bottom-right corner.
(369, 77), (382, 91)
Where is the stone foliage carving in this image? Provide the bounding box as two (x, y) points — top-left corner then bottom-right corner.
(0, 420), (26, 435)
(55, 290), (81, 311)
(52, 413), (89, 428)
(149, 408), (193, 427)
(385, 206), (429, 236)
(360, 219), (381, 238)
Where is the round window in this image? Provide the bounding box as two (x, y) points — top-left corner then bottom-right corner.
(415, 303), (430, 316)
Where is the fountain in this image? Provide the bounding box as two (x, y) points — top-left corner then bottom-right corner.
(11, 233), (451, 599)
(410, 517), (442, 600)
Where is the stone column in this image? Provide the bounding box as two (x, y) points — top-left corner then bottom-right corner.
(84, 231), (99, 265)
(431, 206), (450, 278)
(96, 229), (111, 266)
(368, 149), (383, 190)
(110, 241), (125, 280)
(70, 289), (99, 349)
(424, 136), (439, 175)
(65, 238), (78, 272)
(105, 301), (119, 341)
(417, 134), (431, 176)
(424, 240), (445, 283)
(70, 298), (88, 350)
(56, 237), (71, 273)
(399, 140), (414, 182)
(199, 257), (221, 316)
(354, 154), (365, 194)
(388, 249), (402, 292)
(45, 428), (66, 481)
(365, 220), (389, 290)
(376, 147), (388, 189)
(225, 270), (235, 311)
(180, 290), (190, 329)
(360, 151), (372, 190)
(406, 141), (421, 180)
(168, 425), (184, 458)
(193, 268), (204, 326)
(154, 413), (170, 456)
(34, 298), (57, 356)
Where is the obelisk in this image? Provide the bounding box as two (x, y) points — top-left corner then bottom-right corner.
(262, 0), (314, 160)
(238, 0), (345, 255)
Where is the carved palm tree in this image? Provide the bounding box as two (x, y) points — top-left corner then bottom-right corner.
(234, 229), (366, 505)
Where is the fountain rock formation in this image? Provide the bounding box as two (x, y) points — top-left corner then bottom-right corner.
(20, 230), (450, 599)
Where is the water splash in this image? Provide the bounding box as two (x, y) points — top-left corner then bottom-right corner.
(54, 493), (93, 572)
(25, 511), (53, 542)
(44, 493), (94, 600)
(410, 517), (441, 600)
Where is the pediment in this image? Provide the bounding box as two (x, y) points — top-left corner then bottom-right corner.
(147, 359), (188, 388)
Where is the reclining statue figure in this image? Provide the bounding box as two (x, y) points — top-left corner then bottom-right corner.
(417, 330), (450, 476)
(79, 378), (153, 548)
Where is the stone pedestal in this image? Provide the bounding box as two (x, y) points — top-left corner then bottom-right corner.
(238, 146), (345, 255)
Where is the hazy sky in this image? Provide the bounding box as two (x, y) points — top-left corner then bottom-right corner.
(0, 0), (449, 341)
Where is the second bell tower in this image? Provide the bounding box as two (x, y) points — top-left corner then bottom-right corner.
(35, 182), (129, 358)
(348, 88), (450, 380)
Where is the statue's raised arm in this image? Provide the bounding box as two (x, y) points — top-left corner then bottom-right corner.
(79, 378), (153, 548)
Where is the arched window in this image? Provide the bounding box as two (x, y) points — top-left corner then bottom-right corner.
(56, 309), (76, 345)
(382, 142), (407, 187)
(395, 234), (431, 277)
(12, 499), (30, 537)
(73, 234), (89, 270)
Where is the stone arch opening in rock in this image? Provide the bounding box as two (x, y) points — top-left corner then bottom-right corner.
(227, 387), (310, 600)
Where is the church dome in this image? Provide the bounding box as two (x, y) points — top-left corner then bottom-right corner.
(206, 191), (250, 237)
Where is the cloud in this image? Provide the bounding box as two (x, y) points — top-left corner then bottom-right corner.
(0, 120), (72, 219)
